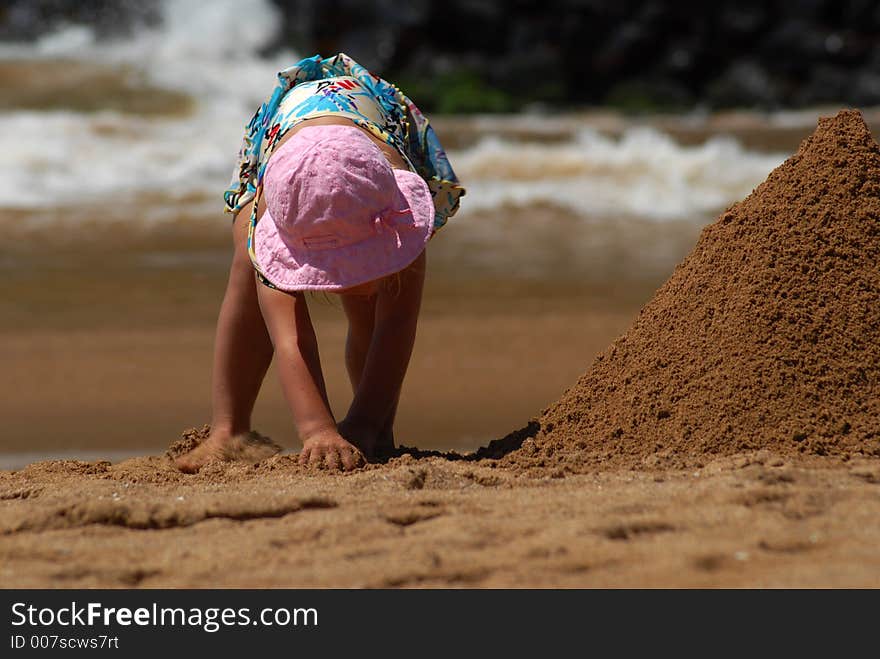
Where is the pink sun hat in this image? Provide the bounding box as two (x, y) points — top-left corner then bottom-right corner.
(254, 124), (434, 292)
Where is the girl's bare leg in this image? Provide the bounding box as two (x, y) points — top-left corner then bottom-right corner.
(340, 292), (397, 455)
(339, 250), (425, 457)
(175, 206), (275, 472)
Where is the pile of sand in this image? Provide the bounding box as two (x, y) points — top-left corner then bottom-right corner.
(497, 110), (880, 474)
(165, 425), (281, 467)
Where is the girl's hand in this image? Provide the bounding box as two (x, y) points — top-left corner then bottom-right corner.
(299, 429), (366, 471)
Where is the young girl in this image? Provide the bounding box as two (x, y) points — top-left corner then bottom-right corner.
(175, 53), (464, 473)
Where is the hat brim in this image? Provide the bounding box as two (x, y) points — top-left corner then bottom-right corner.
(254, 169), (434, 292)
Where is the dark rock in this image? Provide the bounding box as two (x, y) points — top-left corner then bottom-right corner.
(795, 64), (859, 106)
(852, 71), (880, 106)
(706, 60), (781, 109)
(3, 0), (880, 113)
(0, 0), (160, 41)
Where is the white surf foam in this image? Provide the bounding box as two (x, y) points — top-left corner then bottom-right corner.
(1, 0), (298, 220)
(452, 127), (786, 221)
(0, 0), (786, 228)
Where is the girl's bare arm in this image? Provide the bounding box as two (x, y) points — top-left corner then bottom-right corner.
(256, 282), (365, 470)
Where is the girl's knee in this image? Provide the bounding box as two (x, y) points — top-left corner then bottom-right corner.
(227, 241), (258, 295)
(230, 223), (254, 268)
(232, 239), (252, 268)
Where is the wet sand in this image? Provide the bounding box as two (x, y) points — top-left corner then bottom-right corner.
(0, 214), (661, 460)
(0, 277), (641, 460)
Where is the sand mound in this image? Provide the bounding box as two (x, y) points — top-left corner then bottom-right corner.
(500, 109), (880, 474)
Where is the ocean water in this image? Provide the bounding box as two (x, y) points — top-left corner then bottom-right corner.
(0, 0), (783, 229)
(0, 0), (845, 281)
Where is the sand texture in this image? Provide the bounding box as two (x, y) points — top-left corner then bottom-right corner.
(1, 451), (879, 587)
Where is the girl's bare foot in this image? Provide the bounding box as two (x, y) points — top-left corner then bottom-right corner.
(174, 430), (281, 473)
(374, 427), (396, 458)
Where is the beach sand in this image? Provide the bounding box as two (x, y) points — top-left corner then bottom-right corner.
(0, 228), (680, 588)
(2, 451), (879, 588)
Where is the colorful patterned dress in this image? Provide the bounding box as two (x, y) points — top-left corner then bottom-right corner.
(223, 53), (465, 279)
